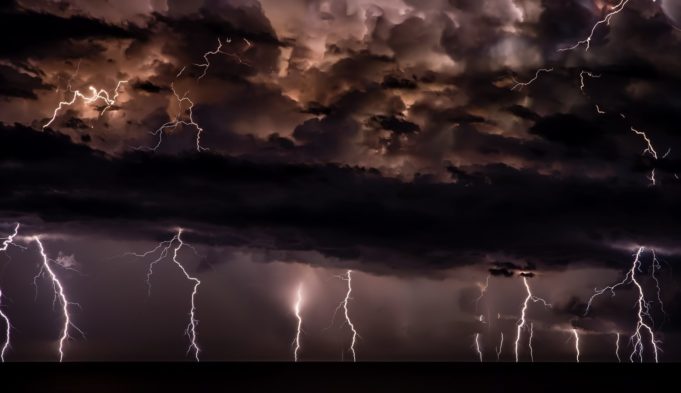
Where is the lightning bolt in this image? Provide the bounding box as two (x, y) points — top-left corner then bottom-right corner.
(43, 80), (127, 129)
(127, 229), (201, 361)
(579, 70), (601, 94)
(495, 332), (504, 361)
(630, 126), (660, 185)
(474, 333), (483, 362)
(293, 283), (303, 362)
(0, 289), (9, 362)
(194, 37), (253, 80)
(511, 68), (554, 91)
(475, 275), (491, 313)
(337, 270), (359, 362)
(615, 332), (622, 362)
(558, 0), (636, 52)
(572, 328), (581, 363)
(0, 223), (22, 362)
(584, 247), (661, 363)
(514, 276), (551, 362)
(138, 83), (207, 152)
(34, 236), (83, 362)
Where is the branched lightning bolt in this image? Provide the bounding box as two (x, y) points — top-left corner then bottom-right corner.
(495, 332), (504, 361)
(630, 127), (659, 185)
(0, 289), (10, 362)
(43, 80), (128, 129)
(514, 276), (551, 362)
(475, 275), (490, 313)
(585, 247), (661, 363)
(293, 283), (304, 362)
(0, 223), (21, 362)
(572, 328), (581, 363)
(511, 68), (554, 91)
(138, 83), (207, 152)
(127, 229), (201, 361)
(474, 333), (483, 362)
(34, 236), (83, 362)
(559, 0), (635, 52)
(194, 37), (253, 80)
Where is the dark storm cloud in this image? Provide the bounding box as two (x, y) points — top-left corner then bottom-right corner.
(2, 124), (681, 276)
(0, 65), (52, 99)
(0, 2), (145, 60)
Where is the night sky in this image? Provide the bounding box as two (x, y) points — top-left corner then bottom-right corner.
(1, 0), (681, 362)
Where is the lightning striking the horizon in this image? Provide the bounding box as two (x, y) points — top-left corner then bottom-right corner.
(293, 283), (304, 362)
(43, 80), (128, 129)
(337, 270), (359, 362)
(138, 83), (207, 152)
(572, 329), (581, 363)
(33, 236), (83, 362)
(511, 68), (553, 91)
(0, 223), (21, 362)
(127, 228), (202, 361)
(615, 332), (622, 362)
(585, 247), (662, 363)
(474, 333), (483, 362)
(515, 276), (551, 362)
(0, 290), (9, 362)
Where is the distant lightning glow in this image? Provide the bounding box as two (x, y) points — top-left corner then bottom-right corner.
(128, 229), (201, 361)
(43, 80), (127, 129)
(514, 276), (551, 362)
(474, 333), (483, 362)
(293, 283), (304, 362)
(139, 83), (207, 152)
(475, 275), (490, 312)
(511, 68), (553, 91)
(496, 332), (504, 361)
(34, 236), (83, 362)
(585, 247), (661, 363)
(572, 329), (581, 363)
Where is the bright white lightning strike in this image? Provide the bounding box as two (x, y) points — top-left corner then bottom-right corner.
(128, 229), (202, 361)
(475, 275), (490, 312)
(514, 276), (551, 362)
(293, 283), (304, 362)
(572, 328), (581, 363)
(585, 247), (661, 363)
(34, 236), (83, 362)
(474, 333), (483, 362)
(139, 83), (207, 152)
(615, 332), (622, 362)
(630, 127), (659, 185)
(511, 68), (554, 91)
(0, 290), (9, 362)
(43, 80), (127, 129)
(338, 270), (359, 362)
(0, 223), (21, 362)
(559, 0), (633, 52)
